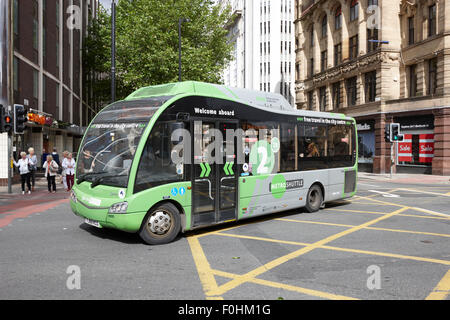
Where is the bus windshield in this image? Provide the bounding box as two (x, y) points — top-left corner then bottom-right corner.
(76, 97), (172, 187)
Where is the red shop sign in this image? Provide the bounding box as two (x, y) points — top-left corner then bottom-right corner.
(419, 134), (434, 163)
(397, 134), (412, 162)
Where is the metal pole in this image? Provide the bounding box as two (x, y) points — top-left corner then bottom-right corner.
(111, 0), (116, 102)
(178, 18), (182, 82)
(8, 128), (12, 193)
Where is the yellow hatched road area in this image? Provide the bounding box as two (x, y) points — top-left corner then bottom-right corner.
(187, 189), (450, 300)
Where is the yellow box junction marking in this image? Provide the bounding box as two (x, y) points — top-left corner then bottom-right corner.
(205, 207), (410, 297)
(426, 270), (450, 300)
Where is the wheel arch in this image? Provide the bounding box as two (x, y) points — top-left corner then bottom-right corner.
(141, 199), (186, 230)
(309, 181), (325, 201)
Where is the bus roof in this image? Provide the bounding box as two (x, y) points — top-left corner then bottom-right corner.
(124, 81), (353, 121)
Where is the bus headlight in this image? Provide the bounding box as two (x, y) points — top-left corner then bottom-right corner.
(109, 202), (128, 214)
(70, 190), (77, 203)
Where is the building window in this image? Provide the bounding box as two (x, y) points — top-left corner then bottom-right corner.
(321, 50), (327, 72)
(350, 0), (359, 22)
(308, 91), (314, 110)
(33, 70), (39, 99)
(335, 6), (342, 30)
(321, 15), (327, 38)
(428, 58), (437, 95)
(349, 35), (358, 60)
(310, 26), (314, 46)
(332, 82), (341, 109)
(309, 58), (314, 77)
(408, 16), (415, 45)
(367, 28), (378, 52)
(364, 71), (377, 102)
(334, 43), (342, 66)
(33, 1), (38, 51)
(368, 0), (378, 6)
(428, 4), (436, 37)
(346, 77), (357, 106)
(319, 87), (327, 111)
(409, 64), (417, 97)
(13, 0), (19, 35)
(13, 57), (18, 92)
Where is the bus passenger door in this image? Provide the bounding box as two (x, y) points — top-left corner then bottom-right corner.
(191, 120), (238, 227)
(217, 121), (238, 222)
(192, 121), (217, 226)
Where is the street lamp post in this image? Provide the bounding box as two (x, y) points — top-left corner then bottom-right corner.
(111, 0), (116, 102)
(178, 18), (190, 82)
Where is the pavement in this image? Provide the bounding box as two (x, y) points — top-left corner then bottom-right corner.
(0, 175), (449, 300)
(358, 172), (450, 185)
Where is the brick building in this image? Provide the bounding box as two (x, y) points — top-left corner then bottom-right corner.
(0, 0), (99, 185)
(294, 0), (450, 175)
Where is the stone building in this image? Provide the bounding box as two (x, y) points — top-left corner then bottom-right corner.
(294, 0), (450, 175)
(0, 0), (99, 186)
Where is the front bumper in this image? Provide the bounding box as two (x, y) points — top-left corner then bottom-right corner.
(70, 196), (146, 233)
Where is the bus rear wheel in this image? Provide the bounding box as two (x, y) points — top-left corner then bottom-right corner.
(305, 185), (323, 213)
(139, 203), (181, 245)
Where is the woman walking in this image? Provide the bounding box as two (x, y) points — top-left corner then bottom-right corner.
(27, 147), (38, 191)
(12, 152), (31, 195)
(43, 155), (59, 193)
(62, 152), (75, 191)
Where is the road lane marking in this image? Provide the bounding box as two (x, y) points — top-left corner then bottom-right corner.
(426, 270), (450, 300)
(276, 218), (450, 238)
(411, 207), (450, 219)
(208, 207), (411, 296)
(211, 269), (358, 300)
(187, 236), (223, 300)
(397, 188), (450, 198)
(368, 190), (400, 198)
(331, 208), (450, 221)
(211, 232), (450, 266)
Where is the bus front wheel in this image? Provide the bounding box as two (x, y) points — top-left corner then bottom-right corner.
(139, 203), (181, 245)
(305, 185), (323, 213)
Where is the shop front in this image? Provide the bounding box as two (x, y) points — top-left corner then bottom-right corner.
(356, 120), (375, 172)
(395, 115), (434, 174)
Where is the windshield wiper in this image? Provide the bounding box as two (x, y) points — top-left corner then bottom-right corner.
(77, 172), (101, 185)
(91, 174), (127, 188)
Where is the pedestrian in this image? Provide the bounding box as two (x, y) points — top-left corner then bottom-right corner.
(12, 152), (31, 195)
(27, 147), (38, 191)
(51, 148), (60, 167)
(62, 152), (75, 191)
(43, 155), (59, 193)
(61, 151), (69, 189)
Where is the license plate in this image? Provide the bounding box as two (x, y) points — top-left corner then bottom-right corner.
(84, 218), (101, 228)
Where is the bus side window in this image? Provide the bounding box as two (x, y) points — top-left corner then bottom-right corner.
(298, 124), (327, 171)
(134, 122), (184, 193)
(327, 125), (353, 168)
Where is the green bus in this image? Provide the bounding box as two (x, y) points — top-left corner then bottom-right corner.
(70, 81), (357, 244)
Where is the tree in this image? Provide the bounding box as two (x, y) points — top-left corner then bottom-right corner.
(84, 0), (233, 102)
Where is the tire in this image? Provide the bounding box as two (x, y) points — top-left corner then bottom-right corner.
(305, 184), (323, 213)
(139, 202), (181, 245)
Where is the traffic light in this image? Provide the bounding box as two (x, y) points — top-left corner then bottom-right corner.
(0, 105), (13, 134)
(384, 124), (391, 142)
(390, 123), (404, 142)
(14, 104), (27, 134)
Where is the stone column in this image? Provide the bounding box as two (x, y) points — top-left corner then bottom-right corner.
(373, 114), (392, 174)
(432, 108), (450, 175)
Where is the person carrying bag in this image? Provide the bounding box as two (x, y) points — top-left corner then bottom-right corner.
(62, 152), (75, 191)
(43, 155), (59, 193)
(12, 152), (32, 195)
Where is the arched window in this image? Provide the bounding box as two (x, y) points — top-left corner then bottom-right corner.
(335, 6), (342, 30)
(322, 15), (327, 37)
(350, 0), (359, 21)
(310, 26), (314, 46)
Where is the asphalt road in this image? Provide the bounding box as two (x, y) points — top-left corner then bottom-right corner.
(1, 177), (449, 300)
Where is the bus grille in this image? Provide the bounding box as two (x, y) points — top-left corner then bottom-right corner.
(344, 170), (357, 194)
